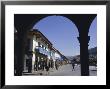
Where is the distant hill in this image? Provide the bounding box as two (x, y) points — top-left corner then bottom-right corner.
(66, 47), (97, 60)
(88, 47), (97, 55)
(66, 56), (74, 60)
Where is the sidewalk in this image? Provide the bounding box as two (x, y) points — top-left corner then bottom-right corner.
(22, 64), (97, 76)
(22, 68), (56, 76)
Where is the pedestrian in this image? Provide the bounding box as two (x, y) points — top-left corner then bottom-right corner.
(38, 61), (41, 70)
(45, 65), (49, 75)
(55, 60), (59, 70)
(71, 59), (75, 71)
(44, 59), (49, 75)
(41, 60), (45, 71)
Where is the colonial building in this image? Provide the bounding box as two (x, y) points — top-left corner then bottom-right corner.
(55, 50), (69, 65)
(23, 29), (65, 73)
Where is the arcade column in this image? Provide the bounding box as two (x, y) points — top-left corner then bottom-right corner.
(28, 52), (33, 73)
(66, 14), (96, 76)
(15, 30), (27, 75)
(15, 26), (31, 75)
(78, 33), (90, 76)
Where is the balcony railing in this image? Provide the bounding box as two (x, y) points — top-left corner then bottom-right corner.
(35, 46), (52, 56)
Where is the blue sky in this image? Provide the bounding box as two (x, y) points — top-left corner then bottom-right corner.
(33, 15), (97, 56)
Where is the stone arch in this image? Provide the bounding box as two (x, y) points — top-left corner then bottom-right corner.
(32, 15), (79, 56)
(14, 14), (96, 76)
(88, 16), (97, 48)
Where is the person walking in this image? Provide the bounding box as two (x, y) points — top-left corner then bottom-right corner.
(71, 59), (75, 71)
(55, 60), (59, 70)
(45, 60), (50, 75)
(45, 65), (49, 75)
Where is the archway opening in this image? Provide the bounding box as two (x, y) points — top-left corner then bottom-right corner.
(23, 15), (80, 75)
(14, 14), (97, 76)
(33, 15), (79, 56)
(88, 17), (97, 70)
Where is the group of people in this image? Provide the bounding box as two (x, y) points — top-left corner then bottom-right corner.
(34, 59), (51, 71)
(23, 54), (73, 75)
(33, 58), (60, 75)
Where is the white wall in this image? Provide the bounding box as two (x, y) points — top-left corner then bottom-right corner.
(55, 52), (61, 59)
(32, 35), (38, 71)
(37, 38), (52, 59)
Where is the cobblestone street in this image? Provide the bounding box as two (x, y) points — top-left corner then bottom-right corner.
(23, 64), (97, 76)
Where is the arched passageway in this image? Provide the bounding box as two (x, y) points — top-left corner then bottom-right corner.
(33, 15), (79, 56)
(31, 16), (79, 74)
(88, 17), (97, 67)
(14, 14), (96, 76)
(89, 17), (97, 49)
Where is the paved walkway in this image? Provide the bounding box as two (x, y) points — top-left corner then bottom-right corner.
(22, 64), (97, 76)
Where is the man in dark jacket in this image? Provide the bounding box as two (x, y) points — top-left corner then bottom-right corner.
(71, 59), (76, 71)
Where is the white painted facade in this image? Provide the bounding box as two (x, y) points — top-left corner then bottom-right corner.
(55, 52), (61, 60)
(23, 30), (64, 72)
(30, 34), (56, 71)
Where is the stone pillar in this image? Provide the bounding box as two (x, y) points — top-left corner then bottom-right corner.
(23, 56), (26, 72)
(78, 34), (90, 76)
(27, 36), (33, 73)
(32, 53), (35, 72)
(15, 31), (26, 76)
(28, 52), (33, 73)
